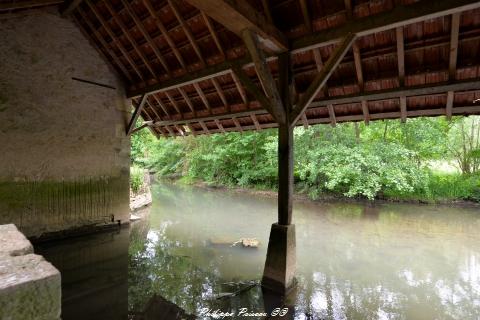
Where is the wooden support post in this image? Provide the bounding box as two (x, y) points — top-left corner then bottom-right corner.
(127, 95), (148, 135)
(400, 95), (407, 122)
(262, 51), (296, 294)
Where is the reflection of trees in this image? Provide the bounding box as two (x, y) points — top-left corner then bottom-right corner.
(130, 182), (480, 320)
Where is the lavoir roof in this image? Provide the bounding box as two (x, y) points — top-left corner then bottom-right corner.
(4, 0), (480, 137)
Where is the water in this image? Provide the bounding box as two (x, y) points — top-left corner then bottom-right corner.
(36, 181), (480, 319)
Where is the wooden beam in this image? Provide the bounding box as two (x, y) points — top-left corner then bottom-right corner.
(251, 114), (262, 130)
(232, 65), (278, 121)
(327, 104), (337, 127)
(199, 120), (211, 135)
(119, 0), (171, 77)
(168, 0), (206, 67)
(61, 0), (83, 15)
(151, 94), (171, 118)
(446, 91), (454, 120)
(174, 124), (185, 136)
(361, 100), (370, 125)
(0, 0), (62, 11)
(201, 12), (225, 60)
(85, 0), (145, 81)
(127, 95), (148, 135)
(242, 29), (286, 124)
(301, 113), (309, 129)
(129, 0), (480, 99)
(400, 95), (407, 122)
(164, 91), (182, 115)
(449, 12), (461, 80)
(211, 78), (230, 112)
(344, 0), (353, 19)
(231, 71), (249, 106)
(261, 0), (273, 24)
(396, 27), (405, 86)
(193, 83), (212, 113)
(75, 8), (133, 82)
(164, 125), (175, 137)
(291, 33), (356, 125)
(185, 0), (287, 53)
(143, 0), (187, 71)
(299, 0), (312, 33)
(352, 42), (364, 91)
(310, 79), (480, 107)
(214, 119), (226, 133)
(127, 60), (237, 98)
(177, 88), (196, 115)
(291, 0), (480, 53)
(232, 117), (243, 132)
(186, 124), (197, 136)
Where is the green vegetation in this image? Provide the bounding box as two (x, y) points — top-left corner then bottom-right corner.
(130, 166), (145, 195)
(131, 116), (480, 203)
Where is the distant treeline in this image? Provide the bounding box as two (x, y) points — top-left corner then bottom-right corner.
(132, 116), (480, 203)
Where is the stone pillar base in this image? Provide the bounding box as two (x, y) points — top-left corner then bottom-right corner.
(261, 223), (296, 294)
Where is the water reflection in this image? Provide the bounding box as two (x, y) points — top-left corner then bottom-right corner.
(128, 182), (480, 319)
(35, 229), (129, 320)
(35, 181), (480, 319)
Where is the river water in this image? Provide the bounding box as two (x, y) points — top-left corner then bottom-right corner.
(36, 181), (480, 319)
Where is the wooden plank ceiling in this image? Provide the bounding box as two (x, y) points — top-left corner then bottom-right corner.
(4, 0), (480, 137)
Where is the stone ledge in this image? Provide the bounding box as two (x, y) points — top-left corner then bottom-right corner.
(0, 224), (61, 320)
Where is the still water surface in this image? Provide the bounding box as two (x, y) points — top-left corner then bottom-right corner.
(37, 181), (480, 319)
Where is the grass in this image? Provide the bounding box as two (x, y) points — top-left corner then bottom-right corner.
(130, 166), (144, 194)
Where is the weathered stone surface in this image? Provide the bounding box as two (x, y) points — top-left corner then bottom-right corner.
(0, 224), (33, 256)
(0, 8), (131, 238)
(0, 224), (61, 320)
(262, 223), (296, 294)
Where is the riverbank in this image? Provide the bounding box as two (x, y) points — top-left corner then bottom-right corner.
(163, 176), (480, 208)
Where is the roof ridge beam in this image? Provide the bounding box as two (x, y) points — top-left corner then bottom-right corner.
(185, 0), (287, 53)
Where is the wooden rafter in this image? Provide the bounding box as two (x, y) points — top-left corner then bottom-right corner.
(127, 94), (148, 135)
(232, 117), (243, 132)
(185, 0), (288, 53)
(400, 95), (407, 122)
(168, 0), (206, 67)
(261, 0), (273, 24)
(231, 71), (249, 106)
(396, 27), (405, 86)
(310, 79), (480, 108)
(344, 0), (353, 19)
(143, 0), (187, 71)
(75, 8), (132, 82)
(151, 94), (171, 118)
(361, 100), (370, 125)
(214, 119), (226, 133)
(199, 120), (211, 135)
(61, 0), (83, 15)
(119, 0), (171, 78)
(327, 104), (337, 127)
(85, 0), (145, 81)
(446, 91), (454, 120)
(177, 88), (196, 115)
(103, 0), (157, 79)
(164, 91), (182, 115)
(301, 113), (309, 129)
(251, 114), (262, 130)
(232, 65), (277, 120)
(211, 78), (230, 112)
(352, 42), (364, 91)
(201, 12), (225, 60)
(0, 0), (62, 11)
(291, 33), (357, 125)
(193, 83), (212, 113)
(291, 0), (480, 52)
(299, 0), (312, 33)
(242, 29), (286, 124)
(449, 12), (461, 80)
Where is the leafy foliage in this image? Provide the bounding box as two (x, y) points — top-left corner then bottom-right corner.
(131, 116), (480, 202)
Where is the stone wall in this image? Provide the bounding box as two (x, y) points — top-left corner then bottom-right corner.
(0, 8), (131, 238)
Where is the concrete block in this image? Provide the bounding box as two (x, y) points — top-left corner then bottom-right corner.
(0, 224), (61, 320)
(262, 223), (296, 294)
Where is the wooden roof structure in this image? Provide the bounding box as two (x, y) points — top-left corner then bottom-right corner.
(4, 0), (480, 137)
